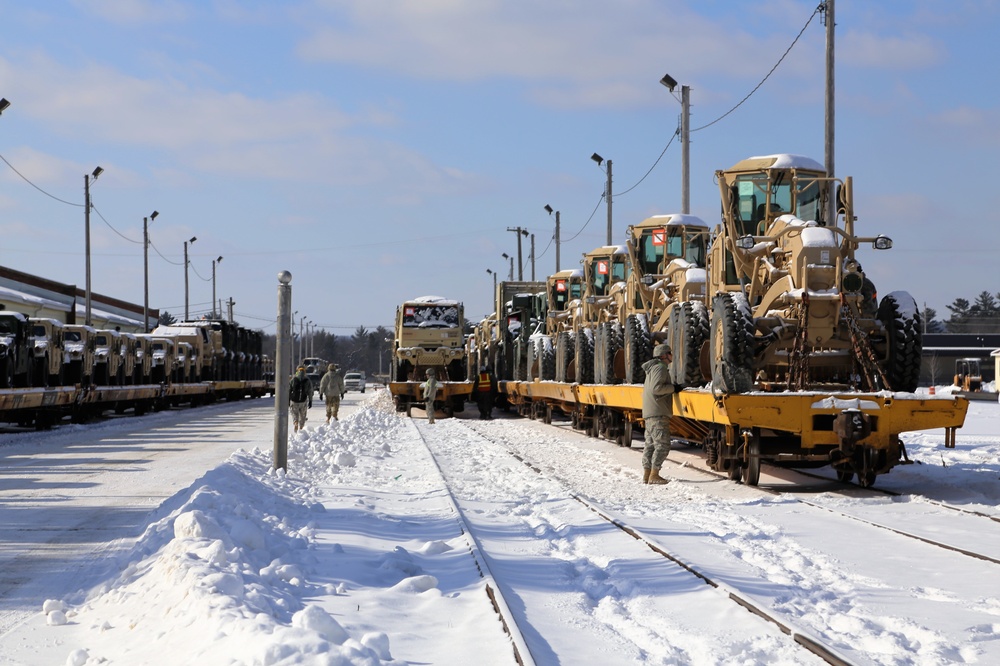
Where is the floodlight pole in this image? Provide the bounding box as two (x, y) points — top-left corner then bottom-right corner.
(84, 166), (103, 326)
(143, 211), (159, 332)
(824, 0), (836, 225)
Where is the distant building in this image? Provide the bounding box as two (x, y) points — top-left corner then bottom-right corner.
(921, 334), (1000, 386)
(0, 265), (154, 332)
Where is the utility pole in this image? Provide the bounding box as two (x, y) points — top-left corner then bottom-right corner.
(143, 210), (158, 332)
(84, 166), (103, 326)
(506, 227), (529, 280)
(184, 236), (197, 320)
(680, 85), (691, 214)
(824, 0), (836, 225)
(546, 206), (561, 272)
(227, 297), (235, 323)
(530, 233), (535, 281)
(591, 154), (612, 245)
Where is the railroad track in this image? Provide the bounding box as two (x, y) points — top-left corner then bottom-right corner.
(525, 413), (1000, 568)
(413, 417), (853, 665)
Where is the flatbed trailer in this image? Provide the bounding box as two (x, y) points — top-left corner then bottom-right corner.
(389, 380), (474, 418)
(501, 380), (970, 487)
(0, 380), (274, 428)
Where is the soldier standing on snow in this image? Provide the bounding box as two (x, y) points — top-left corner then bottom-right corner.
(420, 368), (439, 424)
(289, 366), (312, 432)
(640, 344), (682, 485)
(319, 363), (345, 423)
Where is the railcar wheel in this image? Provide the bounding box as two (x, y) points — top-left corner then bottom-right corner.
(728, 460), (742, 481)
(710, 293), (755, 394)
(836, 468), (855, 483)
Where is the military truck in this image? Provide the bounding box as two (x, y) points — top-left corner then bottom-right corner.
(152, 323), (212, 382)
(698, 153), (918, 394)
(146, 336), (175, 383)
(63, 324), (97, 387)
(390, 295), (470, 416)
(119, 332), (139, 385)
(492, 281), (547, 382)
(0, 311), (33, 388)
(391, 296), (467, 382)
(93, 329), (125, 385)
(29, 317), (66, 387)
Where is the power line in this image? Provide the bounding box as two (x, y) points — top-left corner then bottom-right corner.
(0, 151), (82, 207)
(692, 4), (822, 133)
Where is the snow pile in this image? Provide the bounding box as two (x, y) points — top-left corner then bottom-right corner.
(48, 395), (418, 665)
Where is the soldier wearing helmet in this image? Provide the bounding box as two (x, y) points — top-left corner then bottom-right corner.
(640, 343), (682, 485)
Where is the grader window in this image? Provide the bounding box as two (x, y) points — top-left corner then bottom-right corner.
(639, 230), (665, 274)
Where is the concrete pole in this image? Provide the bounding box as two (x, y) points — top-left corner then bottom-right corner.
(555, 210), (561, 272)
(824, 0), (836, 225)
(143, 217), (150, 332)
(84, 174), (92, 326)
(274, 271), (292, 472)
(530, 233), (535, 280)
(681, 85), (691, 214)
(605, 159), (613, 245)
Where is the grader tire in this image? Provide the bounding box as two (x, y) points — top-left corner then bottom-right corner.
(710, 293), (754, 394)
(876, 291), (923, 393)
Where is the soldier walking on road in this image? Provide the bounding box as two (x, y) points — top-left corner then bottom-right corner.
(420, 368), (439, 424)
(319, 363), (345, 423)
(289, 366), (313, 432)
(641, 344), (682, 485)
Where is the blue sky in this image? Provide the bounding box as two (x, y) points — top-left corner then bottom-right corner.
(1, 0), (997, 333)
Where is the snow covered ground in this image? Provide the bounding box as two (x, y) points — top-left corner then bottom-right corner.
(0, 387), (998, 665)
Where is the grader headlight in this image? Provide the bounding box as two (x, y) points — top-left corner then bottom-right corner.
(873, 235), (893, 250)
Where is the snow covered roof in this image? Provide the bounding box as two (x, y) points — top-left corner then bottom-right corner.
(746, 154), (826, 171)
(407, 296), (460, 306)
(637, 213), (709, 228)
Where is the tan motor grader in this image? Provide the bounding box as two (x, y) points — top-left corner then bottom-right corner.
(554, 245), (629, 385)
(604, 214), (712, 385)
(693, 154), (921, 395)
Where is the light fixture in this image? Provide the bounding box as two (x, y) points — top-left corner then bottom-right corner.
(92, 166), (104, 179)
(659, 73), (678, 92)
(591, 153), (603, 166)
(0, 98), (10, 115)
(544, 204), (553, 214)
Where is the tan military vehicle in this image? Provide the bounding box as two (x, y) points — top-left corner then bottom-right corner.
(119, 332), (139, 384)
(29, 317), (66, 387)
(552, 245), (629, 385)
(616, 214), (711, 384)
(545, 269), (583, 382)
(702, 153), (917, 394)
(391, 296), (466, 382)
(93, 329), (124, 385)
(146, 336), (175, 383)
(174, 341), (196, 383)
(133, 334), (153, 383)
(153, 323), (213, 382)
(62, 324), (97, 386)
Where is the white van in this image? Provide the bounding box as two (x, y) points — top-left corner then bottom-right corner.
(344, 371), (366, 393)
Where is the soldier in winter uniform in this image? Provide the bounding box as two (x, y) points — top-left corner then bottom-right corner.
(319, 363), (345, 423)
(289, 366), (313, 432)
(420, 368), (439, 424)
(640, 344), (681, 484)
